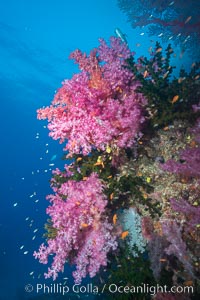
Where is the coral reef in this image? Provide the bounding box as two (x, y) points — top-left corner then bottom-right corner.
(37, 37), (147, 156)
(35, 36), (200, 299)
(117, 0), (200, 58)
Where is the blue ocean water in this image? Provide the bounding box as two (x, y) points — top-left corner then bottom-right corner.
(0, 1), (195, 299)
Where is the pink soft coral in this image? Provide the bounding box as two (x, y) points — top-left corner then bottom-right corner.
(37, 37), (147, 156)
(33, 173), (117, 283)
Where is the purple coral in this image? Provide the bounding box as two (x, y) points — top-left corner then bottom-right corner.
(161, 219), (194, 277)
(170, 198), (200, 231)
(34, 173), (117, 283)
(161, 147), (200, 178)
(161, 119), (200, 178)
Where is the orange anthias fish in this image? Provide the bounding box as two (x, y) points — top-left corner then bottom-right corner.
(76, 157), (82, 162)
(143, 70), (148, 78)
(109, 193), (114, 200)
(178, 77), (185, 83)
(160, 258), (167, 262)
(81, 223), (89, 228)
(121, 231), (129, 239)
(156, 47), (162, 53)
(171, 95), (179, 104)
(113, 214), (117, 225)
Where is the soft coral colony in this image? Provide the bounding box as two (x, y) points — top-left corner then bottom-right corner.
(37, 37), (147, 155)
(34, 36), (200, 298)
(35, 37), (147, 283)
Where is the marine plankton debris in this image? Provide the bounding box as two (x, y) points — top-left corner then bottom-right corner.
(13, 202), (18, 207)
(50, 154), (57, 161)
(29, 192), (36, 198)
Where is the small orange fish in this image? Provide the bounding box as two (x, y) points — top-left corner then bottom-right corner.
(171, 95), (179, 104)
(90, 111), (97, 117)
(185, 16), (192, 24)
(109, 193), (114, 200)
(143, 70), (148, 78)
(76, 201), (80, 206)
(94, 162), (102, 166)
(76, 157), (82, 162)
(143, 193), (148, 199)
(82, 177), (88, 181)
(163, 126), (169, 131)
(163, 71), (169, 79)
(121, 231), (129, 239)
(184, 280), (193, 286)
(71, 140), (76, 148)
(178, 77), (184, 83)
(160, 258), (167, 262)
(115, 86), (123, 93)
(113, 214), (117, 225)
(81, 223), (88, 228)
(189, 140), (197, 148)
(107, 175), (112, 179)
(156, 47), (162, 53)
